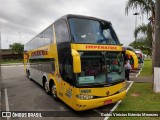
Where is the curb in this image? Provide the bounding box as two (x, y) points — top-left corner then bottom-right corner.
(131, 76), (153, 83)
(1, 63), (23, 66)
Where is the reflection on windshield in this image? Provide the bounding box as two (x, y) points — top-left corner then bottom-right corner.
(106, 52), (125, 83)
(76, 52), (125, 87)
(78, 52), (106, 85)
(69, 18), (120, 44)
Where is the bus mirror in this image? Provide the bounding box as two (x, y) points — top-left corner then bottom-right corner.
(71, 49), (81, 73)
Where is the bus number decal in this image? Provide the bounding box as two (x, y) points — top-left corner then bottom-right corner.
(80, 89), (91, 93)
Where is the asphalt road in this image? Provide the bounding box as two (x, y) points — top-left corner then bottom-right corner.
(1, 65), (132, 120)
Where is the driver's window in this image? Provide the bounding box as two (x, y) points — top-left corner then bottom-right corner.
(103, 29), (112, 39)
(103, 29), (116, 44)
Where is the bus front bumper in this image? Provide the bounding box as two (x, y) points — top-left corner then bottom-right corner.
(74, 90), (126, 111)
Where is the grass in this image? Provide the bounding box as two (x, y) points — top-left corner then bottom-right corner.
(139, 59), (152, 77)
(109, 58), (158, 120)
(109, 83), (160, 120)
(1, 59), (23, 64)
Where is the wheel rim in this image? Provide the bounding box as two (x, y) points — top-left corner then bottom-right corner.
(52, 84), (57, 98)
(44, 81), (49, 93)
(27, 71), (30, 77)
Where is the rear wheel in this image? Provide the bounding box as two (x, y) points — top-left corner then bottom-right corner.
(26, 70), (30, 78)
(26, 70), (32, 80)
(43, 78), (50, 94)
(50, 81), (58, 100)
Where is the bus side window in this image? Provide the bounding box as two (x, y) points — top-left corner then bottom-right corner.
(40, 58), (55, 74)
(61, 55), (74, 85)
(54, 19), (70, 43)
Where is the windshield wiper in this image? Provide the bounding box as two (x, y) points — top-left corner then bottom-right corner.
(108, 79), (125, 85)
(97, 39), (107, 43)
(91, 82), (106, 87)
(78, 82), (105, 87)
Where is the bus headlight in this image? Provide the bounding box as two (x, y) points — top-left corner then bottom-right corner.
(76, 94), (94, 100)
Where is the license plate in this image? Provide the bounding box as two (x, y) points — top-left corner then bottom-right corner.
(104, 100), (112, 105)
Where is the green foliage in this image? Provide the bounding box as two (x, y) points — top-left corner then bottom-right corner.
(125, 0), (155, 17)
(110, 83), (160, 120)
(9, 43), (24, 53)
(134, 23), (152, 44)
(1, 59), (23, 64)
(134, 23), (148, 38)
(129, 23), (152, 56)
(129, 41), (152, 55)
(125, 0), (155, 57)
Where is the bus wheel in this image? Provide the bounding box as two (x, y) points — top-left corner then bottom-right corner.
(26, 70), (32, 80)
(43, 79), (50, 94)
(26, 70), (30, 78)
(51, 81), (58, 100)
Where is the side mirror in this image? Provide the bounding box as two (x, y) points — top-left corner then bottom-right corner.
(71, 49), (81, 73)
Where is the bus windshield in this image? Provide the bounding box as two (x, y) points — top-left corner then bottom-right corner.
(69, 18), (120, 44)
(76, 52), (125, 87)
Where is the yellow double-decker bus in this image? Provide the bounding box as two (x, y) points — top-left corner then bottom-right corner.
(24, 14), (126, 111)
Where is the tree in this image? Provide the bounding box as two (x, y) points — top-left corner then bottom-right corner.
(129, 41), (152, 55)
(125, 0), (155, 46)
(129, 23), (152, 56)
(9, 43), (24, 54)
(125, 0), (156, 70)
(134, 23), (152, 49)
(154, 0), (160, 67)
(125, 0), (155, 19)
(125, 0), (155, 42)
(153, 0), (160, 93)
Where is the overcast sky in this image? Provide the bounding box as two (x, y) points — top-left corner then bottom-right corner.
(0, 0), (148, 49)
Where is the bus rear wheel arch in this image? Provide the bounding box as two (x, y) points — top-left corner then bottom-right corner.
(26, 69), (32, 80)
(42, 76), (50, 94)
(26, 69), (30, 78)
(49, 79), (58, 101)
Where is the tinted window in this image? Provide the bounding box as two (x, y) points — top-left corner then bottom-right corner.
(29, 58), (55, 74)
(76, 52), (125, 87)
(54, 19), (70, 43)
(24, 25), (54, 51)
(43, 26), (53, 45)
(61, 56), (74, 85)
(69, 18), (120, 44)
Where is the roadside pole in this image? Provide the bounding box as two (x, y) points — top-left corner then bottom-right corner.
(153, 0), (160, 93)
(0, 24), (1, 82)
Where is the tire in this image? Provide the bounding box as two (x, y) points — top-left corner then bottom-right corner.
(26, 70), (30, 78)
(26, 70), (33, 81)
(43, 78), (50, 95)
(50, 81), (58, 100)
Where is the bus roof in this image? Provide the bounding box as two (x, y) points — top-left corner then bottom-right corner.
(24, 14), (111, 47)
(54, 14), (111, 24)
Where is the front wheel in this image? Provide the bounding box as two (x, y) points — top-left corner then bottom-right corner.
(50, 81), (58, 100)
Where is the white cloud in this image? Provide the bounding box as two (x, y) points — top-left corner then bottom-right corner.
(0, 0), (148, 49)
